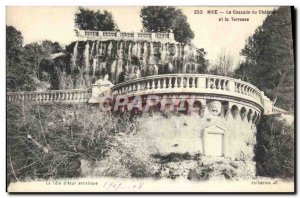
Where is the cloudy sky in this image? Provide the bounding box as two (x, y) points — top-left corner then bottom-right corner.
(6, 6), (276, 66)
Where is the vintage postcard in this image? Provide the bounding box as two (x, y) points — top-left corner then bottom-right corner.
(6, 6), (295, 193)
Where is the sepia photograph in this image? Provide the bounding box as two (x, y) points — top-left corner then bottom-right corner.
(5, 5), (295, 193)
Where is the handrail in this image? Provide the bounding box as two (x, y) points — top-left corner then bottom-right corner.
(272, 106), (288, 114)
(76, 29), (176, 42)
(7, 89), (90, 104)
(111, 74), (264, 108)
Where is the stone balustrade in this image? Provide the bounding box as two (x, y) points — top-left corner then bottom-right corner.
(76, 29), (175, 43)
(111, 74), (265, 110)
(7, 89), (90, 104)
(272, 106), (288, 114)
(6, 74), (289, 116)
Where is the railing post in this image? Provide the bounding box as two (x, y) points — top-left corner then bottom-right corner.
(168, 77), (172, 89)
(157, 79), (161, 89)
(151, 80), (155, 89)
(197, 76), (206, 89)
(174, 77), (178, 88)
(162, 78), (166, 89)
(228, 81), (235, 92)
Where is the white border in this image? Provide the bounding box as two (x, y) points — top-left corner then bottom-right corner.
(1, 0), (298, 197)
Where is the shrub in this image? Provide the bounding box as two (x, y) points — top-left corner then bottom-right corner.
(255, 115), (294, 178)
(91, 132), (155, 178)
(6, 102), (136, 181)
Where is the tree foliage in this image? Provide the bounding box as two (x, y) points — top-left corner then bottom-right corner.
(255, 115), (294, 178)
(140, 6), (195, 44)
(74, 7), (116, 31)
(6, 25), (64, 91)
(209, 49), (235, 76)
(6, 26), (36, 91)
(235, 7), (294, 111)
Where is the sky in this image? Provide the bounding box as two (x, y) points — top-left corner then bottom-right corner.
(6, 6), (276, 66)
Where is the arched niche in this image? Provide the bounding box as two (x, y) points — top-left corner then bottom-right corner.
(247, 109), (253, 123)
(191, 99), (202, 115)
(177, 100), (189, 115)
(240, 107), (247, 121)
(231, 105), (239, 119)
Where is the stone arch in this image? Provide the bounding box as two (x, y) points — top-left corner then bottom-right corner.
(178, 100), (189, 114)
(191, 99), (202, 115)
(231, 105), (239, 119)
(247, 109), (253, 123)
(240, 107), (247, 121)
(154, 102), (161, 112)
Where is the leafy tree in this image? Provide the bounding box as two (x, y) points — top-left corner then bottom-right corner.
(24, 40), (63, 79)
(74, 7), (116, 31)
(209, 48), (235, 76)
(255, 115), (294, 178)
(140, 6), (194, 44)
(235, 7), (294, 111)
(6, 26), (36, 91)
(6, 25), (64, 91)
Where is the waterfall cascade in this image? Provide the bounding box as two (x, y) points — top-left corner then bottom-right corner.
(50, 36), (206, 89)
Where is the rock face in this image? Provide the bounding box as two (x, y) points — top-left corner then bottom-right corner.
(48, 39), (206, 89)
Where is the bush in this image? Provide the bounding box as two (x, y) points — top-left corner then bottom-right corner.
(255, 115), (294, 178)
(89, 132), (155, 178)
(6, 102), (137, 181)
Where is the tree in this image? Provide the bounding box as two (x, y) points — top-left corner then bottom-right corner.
(74, 7), (116, 31)
(235, 7), (294, 111)
(6, 26), (63, 91)
(140, 6), (194, 44)
(24, 40), (63, 79)
(209, 48), (235, 76)
(6, 26), (36, 91)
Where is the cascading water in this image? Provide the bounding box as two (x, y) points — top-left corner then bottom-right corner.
(71, 42), (78, 70)
(90, 41), (95, 61)
(143, 42), (148, 65)
(84, 42), (90, 72)
(50, 38), (204, 89)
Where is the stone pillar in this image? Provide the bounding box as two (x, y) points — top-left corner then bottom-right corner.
(228, 80), (235, 92)
(168, 30), (175, 41)
(200, 100), (209, 118)
(89, 79), (114, 103)
(116, 30), (121, 39)
(151, 33), (156, 41)
(197, 77), (206, 89)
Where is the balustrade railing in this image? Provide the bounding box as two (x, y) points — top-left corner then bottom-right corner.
(76, 30), (175, 42)
(111, 74), (264, 107)
(7, 89), (90, 104)
(272, 106), (288, 114)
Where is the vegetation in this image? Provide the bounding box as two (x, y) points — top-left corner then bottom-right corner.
(6, 26), (36, 91)
(209, 49), (235, 76)
(7, 102), (143, 182)
(74, 7), (116, 31)
(6, 6), (295, 182)
(140, 6), (194, 44)
(6, 26), (63, 91)
(235, 7), (294, 111)
(255, 115), (294, 178)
